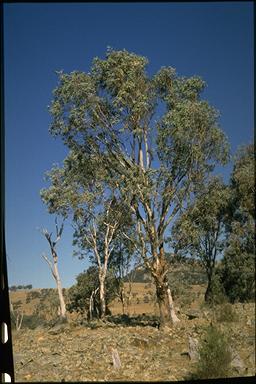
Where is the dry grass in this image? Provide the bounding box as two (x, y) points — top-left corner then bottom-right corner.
(10, 282), (207, 320)
(10, 289), (42, 315)
(9, 284), (255, 381)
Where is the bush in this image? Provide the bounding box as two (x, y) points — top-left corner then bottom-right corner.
(27, 290), (41, 301)
(22, 314), (46, 329)
(192, 325), (232, 379)
(208, 273), (228, 306)
(67, 266), (118, 319)
(13, 300), (22, 310)
(216, 303), (238, 323)
(11, 314), (46, 330)
(143, 295), (149, 303)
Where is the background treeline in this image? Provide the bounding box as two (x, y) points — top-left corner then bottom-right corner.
(9, 284), (33, 291)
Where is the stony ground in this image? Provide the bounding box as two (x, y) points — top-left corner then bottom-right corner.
(12, 303), (255, 382)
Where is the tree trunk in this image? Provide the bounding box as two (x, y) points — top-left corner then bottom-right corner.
(120, 287), (125, 315)
(154, 277), (179, 327)
(167, 287), (180, 323)
(204, 275), (213, 302)
(88, 287), (99, 320)
(16, 311), (24, 331)
(153, 249), (180, 327)
(53, 261), (67, 320)
(99, 276), (106, 318)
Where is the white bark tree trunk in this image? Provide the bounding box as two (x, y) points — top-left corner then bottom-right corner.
(41, 221), (67, 322)
(167, 287), (180, 324)
(16, 310), (24, 331)
(99, 275), (106, 318)
(53, 261), (66, 320)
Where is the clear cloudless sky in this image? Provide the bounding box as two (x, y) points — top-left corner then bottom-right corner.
(3, 2), (253, 288)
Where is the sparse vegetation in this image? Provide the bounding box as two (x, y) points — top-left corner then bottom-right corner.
(21, 314), (46, 330)
(216, 303), (238, 323)
(191, 325), (232, 379)
(26, 291), (41, 300)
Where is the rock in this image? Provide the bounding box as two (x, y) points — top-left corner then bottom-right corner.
(231, 350), (245, 373)
(188, 336), (199, 361)
(249, 353), (255, 365)
(180, 351), (190, 359)
(111, 348), (121, 369)
(48, 323), (67, 335)
(246, 319), (255, 326)
(14, 352), (25, 365)
(185, 311), (201, 320)
(131, 337), (150, 348)
(40, 347), (51, 354)
(202, 311), (210, 320)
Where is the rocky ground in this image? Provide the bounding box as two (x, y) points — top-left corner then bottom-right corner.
(12, 303), (255, 382)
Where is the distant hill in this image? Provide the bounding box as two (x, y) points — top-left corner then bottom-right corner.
(124, 256), (207, 285)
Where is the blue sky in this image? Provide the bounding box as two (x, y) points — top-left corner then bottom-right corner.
(4, 2), (253, 288)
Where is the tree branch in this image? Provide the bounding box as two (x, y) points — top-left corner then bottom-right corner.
(41, 253), (56, 280)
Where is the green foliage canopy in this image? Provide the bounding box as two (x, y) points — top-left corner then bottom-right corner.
(41, 49), (230, 324)
(67, 266), (118, 316)
(171, 177), (230, 301)
(41, 48), (229, 255)
(220, 144), (255, 302)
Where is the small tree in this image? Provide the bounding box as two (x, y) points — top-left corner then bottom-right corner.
(41, 218), (67, 321)
(10, 301), (23, 331)
(220, 144), (255, 302)
(41, 149), (135, 319)
(109, 232), (138, 315)
(67, 266), (118, 320)
(72, 195), (133, 318)
(172, 177), (230, 302)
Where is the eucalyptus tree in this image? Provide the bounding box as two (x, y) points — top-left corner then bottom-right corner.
(41, 151), (133, 318)
(67, 266), (118, 320)
(221, 143), (255, 302)
(41, 48), (229, 326)
(72, 195), (133, 318)
(109, 233), (139, 315)
(172, 177), (230, 302)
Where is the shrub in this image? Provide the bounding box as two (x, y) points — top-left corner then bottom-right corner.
(27, 290), (41, 300)
(22, 314), (46, 329)
(143, 295), (149, 303)
(13, 300), (22, 310)
(216, 303), (238, 323)
(201, 272), (227, 307)
(192, 325), (232, 379)
(11, 314), (46, 330)
(180, 292), (195, 308)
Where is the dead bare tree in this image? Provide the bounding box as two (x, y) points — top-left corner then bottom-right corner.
(10, 301), (23, 331)
(41, 218), (67, 321)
